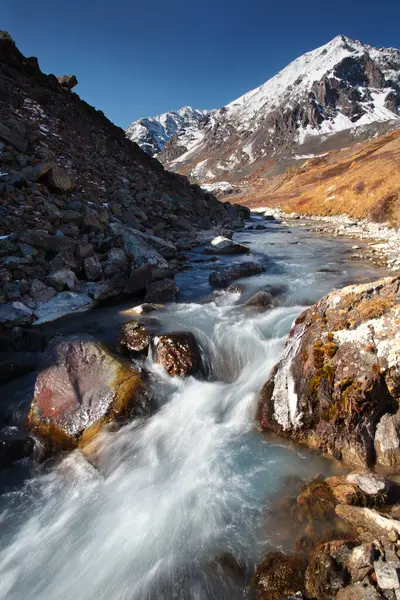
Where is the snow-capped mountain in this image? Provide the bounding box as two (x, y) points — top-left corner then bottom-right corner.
(126, 106), (209, 156)
(127, 35), (400, 182)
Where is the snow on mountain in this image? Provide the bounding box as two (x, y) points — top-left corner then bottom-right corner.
(126, 35), (400, 182)
(126, 106), (209, 156)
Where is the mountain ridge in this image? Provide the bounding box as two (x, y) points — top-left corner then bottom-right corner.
(126, 35), (400, 183)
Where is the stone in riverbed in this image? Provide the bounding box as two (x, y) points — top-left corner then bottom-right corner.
(336, 583), (382, 600)
(335, 505), (400, 543)
(27, 337), (151, 452)
(118, 319), (160, 356)
(252, 551), (307, 600)
(204, 236), (249, 255)
(144, 279), (179, 303)
(209, 262), (263, 287)
(244, 290), (275, 309)
(155, 332), (201, 377)
(47, 269), (78, 291)
(33, 292), (94, 325)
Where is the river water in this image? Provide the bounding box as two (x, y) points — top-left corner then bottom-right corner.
(0, 215), (387, 599)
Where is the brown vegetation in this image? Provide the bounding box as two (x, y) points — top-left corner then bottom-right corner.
(235, 128), (400, 226)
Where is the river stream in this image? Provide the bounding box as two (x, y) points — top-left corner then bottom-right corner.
(0, 215), (388, 599)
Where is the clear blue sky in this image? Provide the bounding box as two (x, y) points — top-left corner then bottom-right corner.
(3, 0), (400, 129)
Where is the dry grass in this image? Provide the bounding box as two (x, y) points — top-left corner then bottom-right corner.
(356, 296), (394, 320)
(235, 128), (400, 226)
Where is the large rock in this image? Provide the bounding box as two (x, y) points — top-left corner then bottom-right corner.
(336, 583), (382, 599)
(33, 292), (94, 325)
(252, 551), (307, 600)
(27, 337), (151, 451)
(0, 122), (26, 152)
(204, 236), (249, 255)
(336, 505), (400, 543)
(39, 164), (74, 192)
(47, 269), (78, 291)
(0, 301), (33, 327)
(154, 332), (201, 377)
(84, 255), (103, 281)
(144, 279), (179, 303)
(305, 540), (353, 600)
(209, 262), (263, 287)
(18, 230), (76, 253)
(374, 411), (400, 468)
(118, 319), (159, 356)
(110, 223), (168, 269)
(257, 276), (400, 467)
(57, 74), (78, 89)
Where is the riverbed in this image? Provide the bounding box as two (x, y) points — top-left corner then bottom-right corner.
(0, 214), (390, 599)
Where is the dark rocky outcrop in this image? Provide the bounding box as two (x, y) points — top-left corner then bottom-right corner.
(257, 276), (400, 467)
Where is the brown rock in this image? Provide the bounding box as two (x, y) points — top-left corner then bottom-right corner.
(253, 552), (307, 600)
(84, 255), (102, 281)
(40, 164), (74, 193)
(305, 540), (353, 600)
(57, 74), (78, 89)
(155, 332), (201, 377)
(118, 319), (159, 356)
(27, 337), (151, 452)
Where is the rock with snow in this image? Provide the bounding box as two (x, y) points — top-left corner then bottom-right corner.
(257, 275), (400, 467)
(204, 235), (249, 255)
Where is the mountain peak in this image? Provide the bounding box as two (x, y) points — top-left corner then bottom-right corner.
(127, 36), (400, 179)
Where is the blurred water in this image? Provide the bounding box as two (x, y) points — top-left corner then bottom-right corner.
(0, 215), (386, 600)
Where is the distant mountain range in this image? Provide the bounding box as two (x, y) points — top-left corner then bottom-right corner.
(126, 35), (400, 182)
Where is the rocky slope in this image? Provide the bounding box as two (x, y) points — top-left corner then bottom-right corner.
(127, 35), (400, 183)
(0, 31), (246, 327)
(126, 106), (209, 156)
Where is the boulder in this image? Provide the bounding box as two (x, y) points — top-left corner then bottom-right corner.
(33, 292), (94, 325)
(124, 263), (154, 295)
(204, 236), (249, 255)
(39, 164), (74, 193)
(0, 122), (26, 152)
(48, 269), (78, 291)
(154, 332), (201, 377)
(18, 230), (76, 253)
(252, 551), (307, 600)
(27, 337), (151, 452)
(84, 255), (103, 281)
(57, 74), (78, 89)
(347, 543), (375, 582)
(257, 276), (400, 467)
(375, 412), (400, 469)
(336, 505), (400, 543)
(110, 223), (168, 269)
(0, 301), (33, 327)
(144, 279), (179, 303)
(118, 319), (159, 356)
(373, 558), (400, 590)
(209, 262), (263, 287)
(305, 540), (353, 600)
(244, 290), (275, 309)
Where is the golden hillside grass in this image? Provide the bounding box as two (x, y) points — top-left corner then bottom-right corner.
(235, 128), (400, 226)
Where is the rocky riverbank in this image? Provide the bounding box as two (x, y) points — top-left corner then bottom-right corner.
(253, 207), (400, 272)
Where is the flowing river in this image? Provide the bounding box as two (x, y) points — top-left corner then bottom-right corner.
(0, 215), (388, 599)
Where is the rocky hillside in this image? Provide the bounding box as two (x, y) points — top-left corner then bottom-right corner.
(128, 35), (400, 183)
(0, 31), (245, 328)
(126, 106), (209, 157)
